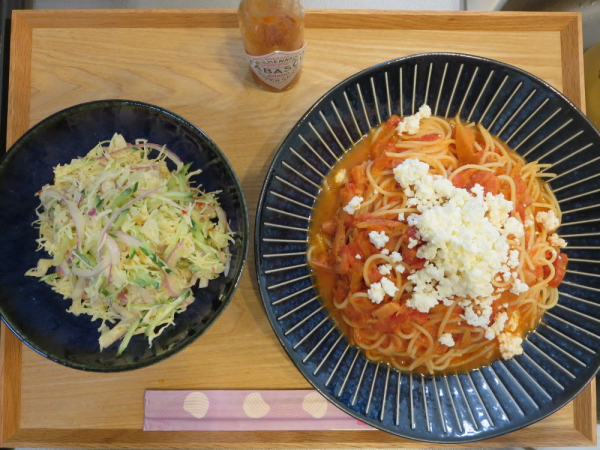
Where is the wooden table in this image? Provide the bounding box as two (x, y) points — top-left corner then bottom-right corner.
(1, 8), (596, 448)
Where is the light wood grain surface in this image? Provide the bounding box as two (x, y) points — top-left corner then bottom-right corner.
(2, 9), (594, 448)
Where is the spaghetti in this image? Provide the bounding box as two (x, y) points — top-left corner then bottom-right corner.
(307, 106), (568, 374)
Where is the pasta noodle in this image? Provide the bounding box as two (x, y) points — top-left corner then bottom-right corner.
(307, 110), (568, 374)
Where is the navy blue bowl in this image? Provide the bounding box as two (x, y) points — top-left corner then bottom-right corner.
(255, 53), (600, 442)
(0, 100), (248, 372)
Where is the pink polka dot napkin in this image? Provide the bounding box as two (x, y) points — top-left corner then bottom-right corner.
(144, 390), (373, 431)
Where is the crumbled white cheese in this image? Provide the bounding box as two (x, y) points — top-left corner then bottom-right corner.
(390, 159), (533, 328)
(503, 217), (525, 239)
(378, 264), (393, 275)
(395, 264), (406, 274)
(355, 254), (362, 260)
(506, 311), (519, 332)
(549, 233), (567, 248)
(439, 333), (455, 347)
(334, 169), (347, 184)
(510, 278), (529, 295)
(408, 237), (419, 249)
(500, 264), (512, 282)
(442, 297), (455, 307)
(485, 192), (514, 230)
(525, 219), (534, 227)
(461, 303), (494, 328)
(397, 115), (421, 135)
(398, 213), (405, 221)
(470, 184), (485, 198)
(343, 196), (364, 215)
(367, 282), (385, 304)
(391, 159), (533, 331)
(390, 251), (403, 263)
(393, 159), (430, 194)
(536, 210), (560, 231)
(503, 302), (509, 308)
(369, 230), (389, 249)
(498, 332), (523, 359)
(396, 104), (432, 135)
(393, 159), (456, 213)
(484, 312), (508, 340)
(507, 250), (520, 269)
(381, 249), (390, 255)
(380, 276), (399, 297)
(419, 104), (432, 119)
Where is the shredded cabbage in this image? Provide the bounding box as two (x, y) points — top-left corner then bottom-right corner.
(27, 133), (233, 355)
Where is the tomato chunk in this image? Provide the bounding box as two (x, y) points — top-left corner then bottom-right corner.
(524, 265), (544, 285)
(451, 169), (473, 190)
(367, 264), (383, 283)
(416, 133), (440, 142)
(401, 227), (426, 269)
(385, 115), (401, 127)
(454, 121), (479, 165)
(336, 244), (363, 274)
(452, 169), (500, 195)
(466, 171), (501, 195)
(372, 302), (401, 321)
(513, 171), (533, 209)
(354, 214), (404, 232)
(406, 308), (428, 325)
(545, 253), (568, 288)
(321, 219), (337, 235)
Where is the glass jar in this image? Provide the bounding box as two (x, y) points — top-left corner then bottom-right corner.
(238, 0), (305, 92)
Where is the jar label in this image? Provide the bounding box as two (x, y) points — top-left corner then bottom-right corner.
(245, 44), (307, 89)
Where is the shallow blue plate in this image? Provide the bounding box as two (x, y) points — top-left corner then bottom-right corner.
(255, 53), (600, 442)
(0, 100), (249, 372)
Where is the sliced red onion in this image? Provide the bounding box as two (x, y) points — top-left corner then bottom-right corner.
(117, 292), (128, 305)
(43, 189), (85, 250)
(88, 208), (97, 217)
(109, 145), (135, 156)
(72, 256), (110, 278)
(132, 164), (158, 170)
(163, 273), (182, 298)
(96, 184), (163, 255)
(142, 143), (183, 168)
(165, 242), (183, 265)
(113, 231), (141, 248)
(94, 143), (138, 162)
(105, 236), (121, 266)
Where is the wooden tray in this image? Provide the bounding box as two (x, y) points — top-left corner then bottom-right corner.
(1, 8), (595, 448)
